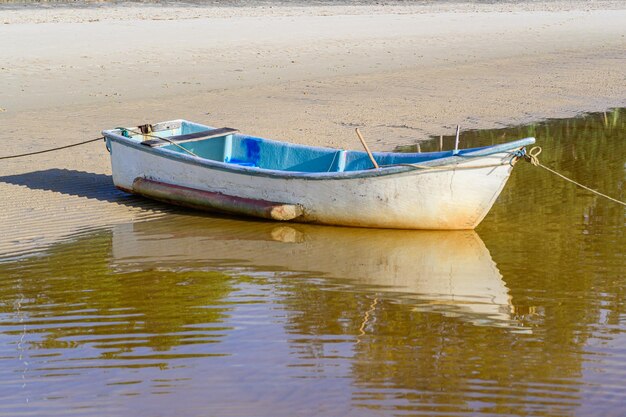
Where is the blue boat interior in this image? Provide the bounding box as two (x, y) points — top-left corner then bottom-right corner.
(119, 120), (497, 173)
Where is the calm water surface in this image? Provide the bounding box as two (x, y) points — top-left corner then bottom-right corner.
(1, 110), (624, 416)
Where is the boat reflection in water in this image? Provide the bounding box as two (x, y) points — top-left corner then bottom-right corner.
(111, 215), (527, 331)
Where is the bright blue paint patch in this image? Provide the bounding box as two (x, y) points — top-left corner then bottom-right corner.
(243, 138), (261, 165)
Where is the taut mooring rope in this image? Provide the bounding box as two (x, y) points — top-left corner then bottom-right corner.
(523, 146), (626, 208)
(0, 137), (104, 160)
(0, 129), (201, 161)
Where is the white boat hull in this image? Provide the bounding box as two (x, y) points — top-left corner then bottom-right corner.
(108, 139), (517, 229)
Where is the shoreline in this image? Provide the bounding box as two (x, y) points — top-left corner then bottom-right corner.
(0, 1), (625, 258)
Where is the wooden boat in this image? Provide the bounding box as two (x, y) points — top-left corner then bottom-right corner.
(103, 120), (535, 229)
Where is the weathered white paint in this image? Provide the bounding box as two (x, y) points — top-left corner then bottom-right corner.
(105, 129), (531, 230)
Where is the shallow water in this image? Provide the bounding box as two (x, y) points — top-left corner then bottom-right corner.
(0, 110), (624, 416)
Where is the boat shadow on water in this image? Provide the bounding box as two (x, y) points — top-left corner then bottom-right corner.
(110, 215), (530, 332)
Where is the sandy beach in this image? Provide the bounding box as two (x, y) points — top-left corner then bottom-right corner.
(0, 1), (625, 257)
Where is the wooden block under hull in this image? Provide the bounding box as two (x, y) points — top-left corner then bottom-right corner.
(130, 177), (304, 221)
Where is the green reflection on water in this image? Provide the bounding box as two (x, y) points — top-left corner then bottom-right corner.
(0, 109), (624, 416)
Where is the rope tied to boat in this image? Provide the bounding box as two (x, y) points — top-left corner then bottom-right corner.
(0, 137), (104, 160)
(0, 128), (199, 160)
(521, 146), (543, 166)
(518, 146), (626, 207)
(387, 146), (625, 207)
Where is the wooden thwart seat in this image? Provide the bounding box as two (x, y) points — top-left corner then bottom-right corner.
(142, 127), (238, 147)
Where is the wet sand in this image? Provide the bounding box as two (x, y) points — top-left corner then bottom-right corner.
(0, 1), (625, 257)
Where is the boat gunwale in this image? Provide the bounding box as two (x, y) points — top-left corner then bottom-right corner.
(102, 123), (535, 181)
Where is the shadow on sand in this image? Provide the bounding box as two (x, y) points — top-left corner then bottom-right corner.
(0, 168), (164, 210)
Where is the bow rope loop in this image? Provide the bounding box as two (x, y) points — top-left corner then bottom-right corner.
(522, 146), (626, 207)
(524, 146), (542, 166)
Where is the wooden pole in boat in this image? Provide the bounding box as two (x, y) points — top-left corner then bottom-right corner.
(439, 135), (443, 151)
(355, 128), (379, 169)
(454, 125), (461, 153)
